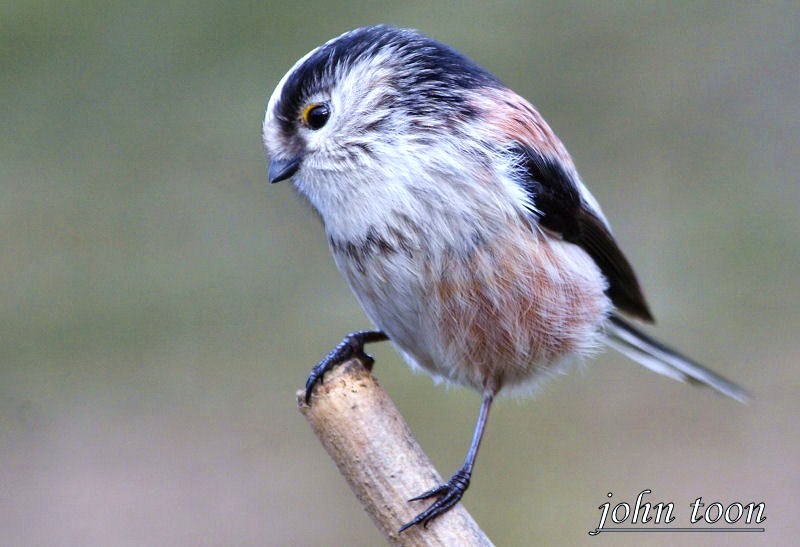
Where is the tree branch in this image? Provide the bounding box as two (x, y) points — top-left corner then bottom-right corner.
(297, 357), (493, 546)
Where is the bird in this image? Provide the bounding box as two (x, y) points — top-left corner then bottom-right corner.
(261, 25), (749, 532)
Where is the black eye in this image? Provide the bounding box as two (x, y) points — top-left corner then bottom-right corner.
(302, 103), (330, 130)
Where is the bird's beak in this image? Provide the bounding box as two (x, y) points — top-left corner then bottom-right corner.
(268, 156), (302, 183)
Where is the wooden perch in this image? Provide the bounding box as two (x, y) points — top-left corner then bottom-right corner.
(297, 357), (493, 546)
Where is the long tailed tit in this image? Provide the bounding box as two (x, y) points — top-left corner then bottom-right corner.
(262, 25), (748, 532)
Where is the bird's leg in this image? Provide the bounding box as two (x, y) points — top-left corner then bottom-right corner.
(304, 330), (388, 404)
(399, 390), (494, 532)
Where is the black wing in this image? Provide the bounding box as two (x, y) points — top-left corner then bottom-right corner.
(512, 144), (654, 322)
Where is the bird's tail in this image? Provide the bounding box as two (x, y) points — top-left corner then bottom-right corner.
(604, 313), (750, 403)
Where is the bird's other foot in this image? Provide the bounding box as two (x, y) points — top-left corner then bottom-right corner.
(303, 330), (386, 405)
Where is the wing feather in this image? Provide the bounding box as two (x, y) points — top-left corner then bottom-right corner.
(511, 143), (654, 322)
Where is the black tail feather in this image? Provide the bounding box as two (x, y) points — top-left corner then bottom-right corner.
(605, 314), (750, 403)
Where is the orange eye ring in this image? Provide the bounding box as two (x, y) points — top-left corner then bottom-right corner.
(301, 103), (330, 130)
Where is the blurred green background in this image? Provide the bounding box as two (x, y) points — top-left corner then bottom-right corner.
(2, 1), (798, 545)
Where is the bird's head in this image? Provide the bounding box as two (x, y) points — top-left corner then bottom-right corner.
(262, 26), (506, 213)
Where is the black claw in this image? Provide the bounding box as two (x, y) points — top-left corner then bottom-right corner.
(360, 352), (375, 371)
(303, 330), (386, 405)
(399, 468), (471, 533)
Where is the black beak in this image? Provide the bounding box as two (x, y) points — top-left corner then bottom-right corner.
(268, 156), (301, 183)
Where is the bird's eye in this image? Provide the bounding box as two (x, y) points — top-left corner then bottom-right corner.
(301, 103), (330, 130)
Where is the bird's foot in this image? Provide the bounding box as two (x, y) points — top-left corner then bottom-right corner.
(303, 330), (385, 405)
(399, 468), (471, 532)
